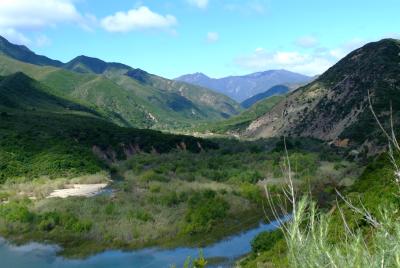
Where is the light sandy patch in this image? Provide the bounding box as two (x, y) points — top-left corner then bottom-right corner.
(47, 184), (108, 198)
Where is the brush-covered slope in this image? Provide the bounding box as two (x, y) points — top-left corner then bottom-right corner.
(63, 55), (242, 122)
(201, 95), (284, 134)
(241, 85), (290, 108)
(0, 36), (241, 130)
(176, 70), (311, 102)
(133, 71), (241, 118)
(0, 72), (99, 116)
(245, 39), (400, 148)
(0, 74), (216, 182)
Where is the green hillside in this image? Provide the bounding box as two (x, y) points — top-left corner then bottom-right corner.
(0, 72), (98, 116)
(0, 36), (241, 131)
(0, 104), (216, 184)
(200, 95), (284, 134)
(0, 71), (219, 182)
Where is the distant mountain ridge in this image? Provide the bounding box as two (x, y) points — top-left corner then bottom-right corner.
(64, 55), (132, 74)
(241, 85), (290, 108)
(0, 36), (63, 67)
(175, 70), (312, 102)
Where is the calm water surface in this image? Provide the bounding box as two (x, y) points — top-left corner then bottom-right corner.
(0, 217), (288, 268)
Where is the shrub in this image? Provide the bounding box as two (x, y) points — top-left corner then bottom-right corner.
(140, 170), (169, 183)
(130, 209), (154, 222)
(0, 202), (34, 223)
(105, 203), (116, 215)
(160, 191), (188, 207)
(64, 217), (92, 233)
(38, 211), (61, 231)
(251, 229), (283, 253)
(240, 183), (262, 203)
(149, 183), (161, 193)
(284, 197), (400, 268)
(183, 191), (230, 234)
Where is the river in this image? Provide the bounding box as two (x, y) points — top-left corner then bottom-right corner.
(0, 217), (288, 268)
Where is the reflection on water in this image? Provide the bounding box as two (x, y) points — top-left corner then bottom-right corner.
(0, 216), (289, 268)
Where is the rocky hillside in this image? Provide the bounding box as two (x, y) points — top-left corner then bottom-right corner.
(244, 39), (400, 149)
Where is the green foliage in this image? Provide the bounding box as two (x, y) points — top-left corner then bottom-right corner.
(160, 191), (188, 207)
(0, 202), (34, 223)
(247, 152), (400, 267)
(192, 250), (208, 268)
(251, 229), (284, 253)
(0, 203), (92, 235)
(239, 183), (262, 203)
(199, 95), (284, 134)
(288, 152), (318, 178)
(140, 170), (169, 183)
(241, 234), (288, 268)
(172, 250), (208, 268)
(183, 190), (230, 234)
(0, 107), (216, 183)
(130, 209), (154, 222)
(284, 197), (400, 268)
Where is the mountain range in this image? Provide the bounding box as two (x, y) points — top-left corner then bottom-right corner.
(175, 70), (312, 102)
(0, 35), (241, 130)
(2, 34), (400, 151)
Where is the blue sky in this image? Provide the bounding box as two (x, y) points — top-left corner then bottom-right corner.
(0, 0), (399, 78)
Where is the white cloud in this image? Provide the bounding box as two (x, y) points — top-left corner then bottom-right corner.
(327, 38), (367, 59)
(187, 0), (209, 9)
(0, 28), (31, 45)
(101, 6), (177, 33)
(0, 0), (81, 30)
(234, 37), (373, 76)
(235, 48), (335, 76)
(295, 35), (319, 48)
(0, 0), (90, 45)
(207, 32), (219, 43)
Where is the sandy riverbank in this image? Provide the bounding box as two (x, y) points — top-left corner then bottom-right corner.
(47, 184), (108, 198)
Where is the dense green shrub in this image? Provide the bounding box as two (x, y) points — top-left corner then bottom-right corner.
(38, 211), (61, 231)
(0, 202), (34, 223)
(183, 190), (230, 234)
(140, 170), (169, 183)
(239, 183), (263, 203)
(130, 209), (154, 222)
(251, 229), (283, 253)
(64, 217), (92, 233)
(0, 110), (217, 183)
